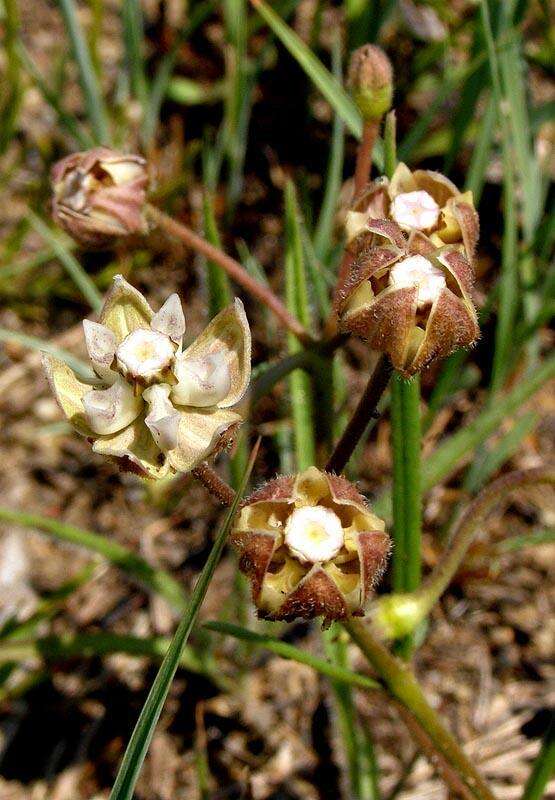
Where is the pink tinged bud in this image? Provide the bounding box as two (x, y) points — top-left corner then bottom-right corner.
(82, 320), (117, 382)
(390, 190), (440, 231)
(151, 294), (186, 345)
(172, 352), (232, 407)
(115, 328), (175, 383)
(51, 147), (148, 248)
(143, 384), (181, 452)
(82, 377), (142, 435)
(348, 44), (393, 120)
(389, 254), (446, 307)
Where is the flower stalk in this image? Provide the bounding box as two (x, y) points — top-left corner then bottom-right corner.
(374, 466), (555, 640)
(326, 354), (392, 475)
(145, 204), (314, 346)
(343, 618), (497, 800)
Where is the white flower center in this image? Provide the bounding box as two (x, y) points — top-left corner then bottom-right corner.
(284, 506), (344, 564)
(389, 255), (446, 307)
(172, 352), (231, 407)
(391, 190), (440, 231)
(116, 328), (174, 381)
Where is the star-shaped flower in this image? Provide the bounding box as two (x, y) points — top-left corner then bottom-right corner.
(42, 276), (251, 479)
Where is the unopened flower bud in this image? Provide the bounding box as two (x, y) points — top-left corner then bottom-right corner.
(231, 467), (390, 626)
(348, 44), (393, 121)
(51, 147), (148, 247)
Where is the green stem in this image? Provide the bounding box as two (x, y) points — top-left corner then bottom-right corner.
(343, 619), (496, 800)
(390, 375), (422, 655)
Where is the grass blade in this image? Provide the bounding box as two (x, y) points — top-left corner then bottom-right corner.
(249, 0), (365, 142)
(57, 0), (111, 144)
(204, 621), (381, 692)
(0, 506), (188, 612)
(0, 327), (94, 380)
(122, 0), (149, 127)
(521, 713), (555, 800)
(108, 440), (259, 800)
(28, 212), (103, 311)
(284, 181), (315, 470)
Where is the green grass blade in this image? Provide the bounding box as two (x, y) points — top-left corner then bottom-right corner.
(28, 212), (103, 311)
(313, 32), (345, 264)
(57, 0), (111, 144)
(250, 0), (364, 141)
(465, 93), (496, 203)
(284, 181), (315, 470)
(122, 0), (149, 126)
(205, 621), (381, 692)
(0, 327), (94, 380)
(521, 714), (555, 800)
(108, 442), (258, 800)
(495, 529), (555, 554)
(0, 506), (188, 612)
(0, 0), (22, 156)
(18, 43), (94, 148)
(464, 411), (538, 494)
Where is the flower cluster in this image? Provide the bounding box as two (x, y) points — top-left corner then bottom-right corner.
(231, 467), (390, 626)
(336, 163), (480, 375)
(42, 276), (251, 479)
(51, 148), (148, 248)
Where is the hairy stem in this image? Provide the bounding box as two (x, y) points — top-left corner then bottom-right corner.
(192, 462), (237, 506)
(146, 204), (313, 345)
(354, 119), (380, 198)
(343, 619), (497, 800)
(375, 466), (555, 640)
(326, 355), (392, 474)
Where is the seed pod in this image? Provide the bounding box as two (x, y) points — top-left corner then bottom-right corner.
(51, 147), (148, 247)
(42, 275), (251, 479)
(231, 467), (390, 626)
(335, 221), (479, 376)
(348, 45), (393, 121)
(345, 162), (479, 264)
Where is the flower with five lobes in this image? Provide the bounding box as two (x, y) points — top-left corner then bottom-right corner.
(335, 218), (479, 376)
(345, 162), (479, 264)
(42, 276), (251, 479)
(51, 147), (148, 248)
(231, 467), (390, 626)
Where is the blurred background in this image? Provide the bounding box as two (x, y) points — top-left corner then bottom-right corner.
(0, 1), (553, 798)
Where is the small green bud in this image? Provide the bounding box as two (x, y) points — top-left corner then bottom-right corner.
(372, 593), (424, 640)
(348, 44), (393, 121)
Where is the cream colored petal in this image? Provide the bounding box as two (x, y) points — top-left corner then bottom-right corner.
(83, 319), (117, 383)
(172, 351), (232, 407)
(83, 376), (143, 435)
(41, 353), (95, 436)
(143, 384), (181, 452)
(98, 274), (153, 343)
(389, 162), (417, 198)
(151, 293), (186, 344)
(92, 415), (169, 480)
(177, 299), (251, 408)
(167, 407), (241, 474)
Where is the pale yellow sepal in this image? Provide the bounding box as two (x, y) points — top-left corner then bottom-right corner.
(92, 415), (170, 480)
(41, 353), (95, 436)
(98, 274), (154, 343)
(167, 406), (241, 473)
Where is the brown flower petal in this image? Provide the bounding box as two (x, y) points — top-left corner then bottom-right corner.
(231, 530), (278, 601)
(437, 249), (474, 298)
(413, 169), (458, 207)
(276, 566), (348, 624)
(411, 287), (478, 374)
(453, 201), (480, 261)
(335, 245), (402, 313)
(357, 531), (391, 606)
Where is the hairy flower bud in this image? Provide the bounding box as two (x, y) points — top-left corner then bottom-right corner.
(335, 220), (479, 376)
(348, 44), (393, 121)
(51, 147), (148, 247)
(231, 467), (390, 626)
(42, 276), (251, 478)
(346, 162), (479, 264)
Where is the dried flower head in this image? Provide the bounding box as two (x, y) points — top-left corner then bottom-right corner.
(42, 276), (251, 479)
(345, 162), (479, 263)
(348, 44), (393, 121)
(335, 219), (479, 376)
(51, 147), (148, 247)
(231, 467), (390, 626)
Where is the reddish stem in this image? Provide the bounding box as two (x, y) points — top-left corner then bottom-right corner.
(147, 204), (313, 346)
